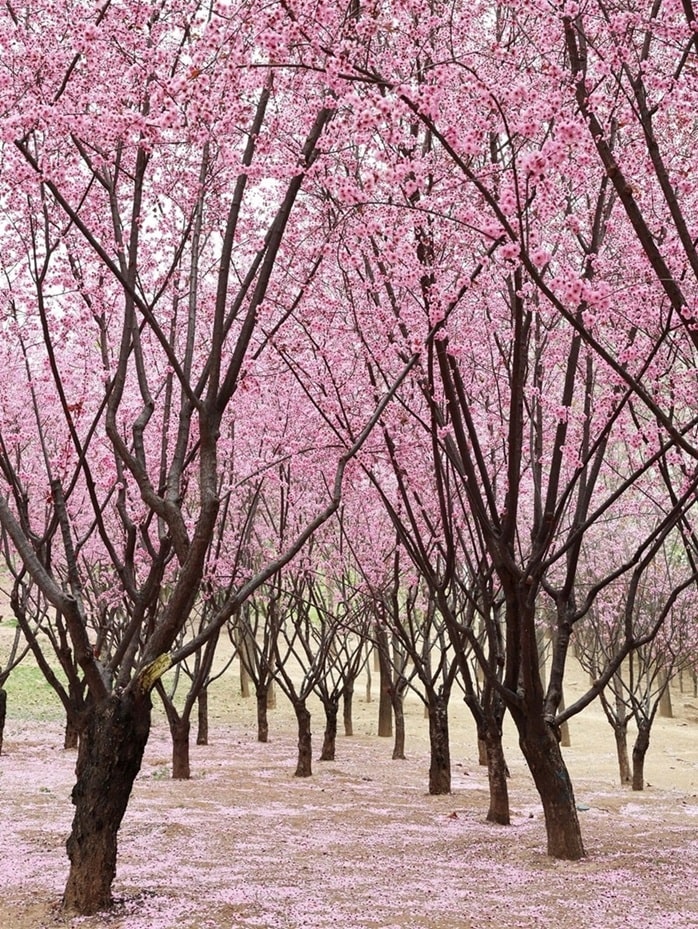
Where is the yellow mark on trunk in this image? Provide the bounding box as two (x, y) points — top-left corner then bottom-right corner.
(136, 654), (172, 694)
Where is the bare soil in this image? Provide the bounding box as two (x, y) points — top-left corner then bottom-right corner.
(1, 645), (697, 929)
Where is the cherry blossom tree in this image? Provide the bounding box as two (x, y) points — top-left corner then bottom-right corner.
(575, 527), (698, 789)
(0, 0), (403, 913)
(2, 0), (698, 914)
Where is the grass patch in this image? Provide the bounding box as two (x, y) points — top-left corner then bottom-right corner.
(3, 663), (65, 723)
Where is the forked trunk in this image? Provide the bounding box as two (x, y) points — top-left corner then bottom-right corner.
(256, 687), (269, 743)
(171, 717), (191, 780)
(196, 689), (209, 745)
(319, 700), (338, 761)
(63, 693), (151, 915)
(614, 720), (631, 784)
(517, 719), (585, 860)
(632, 722), (650, 791)
(484, 727), (510, 825)
(293, 701), (312, 777)
(427, 695), (451, 795)
(343, 685), (354, 737)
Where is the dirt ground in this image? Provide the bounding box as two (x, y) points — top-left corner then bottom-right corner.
(0, 641), (697, 929)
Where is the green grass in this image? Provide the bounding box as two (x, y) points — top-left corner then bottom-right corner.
(3, 663), (66, 723)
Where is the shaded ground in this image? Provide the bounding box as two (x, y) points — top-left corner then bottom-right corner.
(1, 652), (697, 929)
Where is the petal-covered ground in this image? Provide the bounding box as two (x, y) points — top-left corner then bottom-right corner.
(1, 672), (697, 929)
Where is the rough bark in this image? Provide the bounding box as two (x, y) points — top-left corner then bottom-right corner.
(171, 717), (191, 780)
(614, 720), (631, 784)
(517, 719), (585, 859)
(632, 721), (651, 791)
(376, 628), (393, 737)
(63, 693), (151, 915)
(196, 689), (209, 745)
(64, 717), (80, 751)
(256, 687), (270, 743)
(557, 690), (571, 748)
(477, 736), (488, 767)
(427, 695), (451, 795)
(0, 687), (6, 755)
(319, 700), (338, 761)
(484, 727), (510, 825)
(392, 687), (406, 760)
(293, 701), (312, 777)
(343, 685), (354, 737)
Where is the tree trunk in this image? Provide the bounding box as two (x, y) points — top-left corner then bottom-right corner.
(658, 673), (673, 718)
(484, 727), (510, 825)
(293, 701), (312, 777)
(614, 719), (631, 784)
(256, 686), (269, 743)
(171, 717), (191, 780)
(557, 690), (571, 748)
(376, 628), (393, 737)
(239, 659), (251, 699)
(632, 721), (651, 791)
(427, 694), (451, 795)
(477, 736), (488, 766)
(196, 689), (209, 745)
(392, 685), (406, 760)
(319, 700), (338, 761)
(63, 693), (151, 915)
(0, 687), (6, 756)
(343, 684), (354, 736)
(64, 717), (80, 751)
(517, 719), (585, 860)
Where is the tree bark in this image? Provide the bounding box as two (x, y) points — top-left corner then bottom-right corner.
(343, 684), (354, 736)
(63, 693), (151, 915)
(517, 719), (585, 859)
(64, 717), (80, 751)
(477, 736), (488, 766)
(0, 687), (6, 756)
(614, 720), (631, 784)
(376, 628), (393, 737)
(256, 686), (270, 743)
(389, 676), (408, 760)
(196, 689), (209, 745)
(658, 673), (673, 718)
(239, 659), (251, 699)
(557, 690), (571, 748)
(293, 701), (312, 777)
(484, 727), (510, 825)
(632, 721), (651, 791)
(319, 700), (338, 761)
(392, 686), (406, 760)
(171, 717), (191, 780)
(427, 694), (451, 795)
